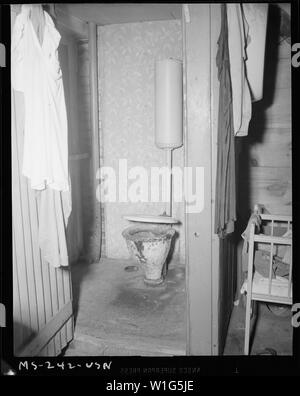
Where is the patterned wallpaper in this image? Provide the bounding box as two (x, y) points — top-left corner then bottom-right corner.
(98, 20), (185, 261)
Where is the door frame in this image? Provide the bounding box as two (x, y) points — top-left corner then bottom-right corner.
(56, 3), (228, 356)
(184, 3), (227, 356)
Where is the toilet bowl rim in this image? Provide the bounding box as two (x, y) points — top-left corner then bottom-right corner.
(122, 224), (175, 242)
(123, 214), (179, 224)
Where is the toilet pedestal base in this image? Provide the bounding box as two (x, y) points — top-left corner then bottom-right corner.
(143, 275), (164, 286)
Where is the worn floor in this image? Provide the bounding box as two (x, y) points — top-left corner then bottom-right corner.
(64, 258), (186, 356)
(224, 298), (293, 355)
(63, 257), (292, 356)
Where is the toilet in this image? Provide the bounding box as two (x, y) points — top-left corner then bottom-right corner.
(122, 215), (178, 285)
(122, 58), (183, 286)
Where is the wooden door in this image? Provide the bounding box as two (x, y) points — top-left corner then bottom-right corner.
(12, 7), (74, 357)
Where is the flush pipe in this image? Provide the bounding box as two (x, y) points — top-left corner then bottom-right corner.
(165, 148), (173, 218)
(87, 21), (102, 262)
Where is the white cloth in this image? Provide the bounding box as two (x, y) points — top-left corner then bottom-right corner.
(36, 187), (71, 268)
(227, 4), (268, 136)
(12, 5), (71, 268)
(12, 4), (69, 191)
(241, 272), (292, 299)
(243, 4), (269, 102)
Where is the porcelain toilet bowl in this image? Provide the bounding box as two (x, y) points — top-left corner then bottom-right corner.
(122, 224), (175, 285)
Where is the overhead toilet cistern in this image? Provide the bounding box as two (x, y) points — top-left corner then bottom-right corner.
(122, 58), (183, 286)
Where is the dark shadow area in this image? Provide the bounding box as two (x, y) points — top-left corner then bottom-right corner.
(165, 228), (179, 272)
(70, 259), (97, 325)
(12, 321), (36, 357)
(218, 232), (237, 354)
(224, 299), (292, 355)
(248, 300), (259, 354)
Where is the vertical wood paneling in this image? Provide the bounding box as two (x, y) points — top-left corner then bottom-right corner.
(12, 88), (75, 355)
(48, 266), (60, 354)
(27, 186), (46, 331)
(64, 267), (74, 342)
(58, 268), (67, 346)
(14, 92), (40, 334)
(12, 92), (33, 347)
(62, 267), (73, 343)
(39, 251), (54, 326)
(56, 268), (66, 348)
(13, 232), (23, 351)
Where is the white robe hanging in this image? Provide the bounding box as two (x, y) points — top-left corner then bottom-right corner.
(243, 4), (269, 103)
(12, 4), (69, 191)
(12, 5), (71, 268)
(227, 4), (269, 136)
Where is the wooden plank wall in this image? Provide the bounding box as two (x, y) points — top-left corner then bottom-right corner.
(12, 90), (73, 356)
(237, 4), (292, 218)
(11, 8), (73, 356)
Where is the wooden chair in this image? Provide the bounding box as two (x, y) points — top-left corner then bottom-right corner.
(243, 213), (293, 355)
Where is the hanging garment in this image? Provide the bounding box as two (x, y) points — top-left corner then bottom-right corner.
(12, 4), (69, 191)
(214, 4), (236, 237)
(11, 5), (71, 268)
(227, 4), (268, 136)
(226, 4), (252, 137)
(36, 187), (71, 268)
(242, 4), (269, 102)
(241, 213), (262, 272)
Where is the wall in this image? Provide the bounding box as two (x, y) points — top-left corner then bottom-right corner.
(98, 20), (184, 261)
(59, 31), (84, 263)
(237, 4), (292, 219)
(76, 40), (106, 259)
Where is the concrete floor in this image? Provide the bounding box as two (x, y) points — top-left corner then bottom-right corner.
(224, 298), (293, 355)
(64, 258), (186, 356)
(63, 257), (292, 356)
